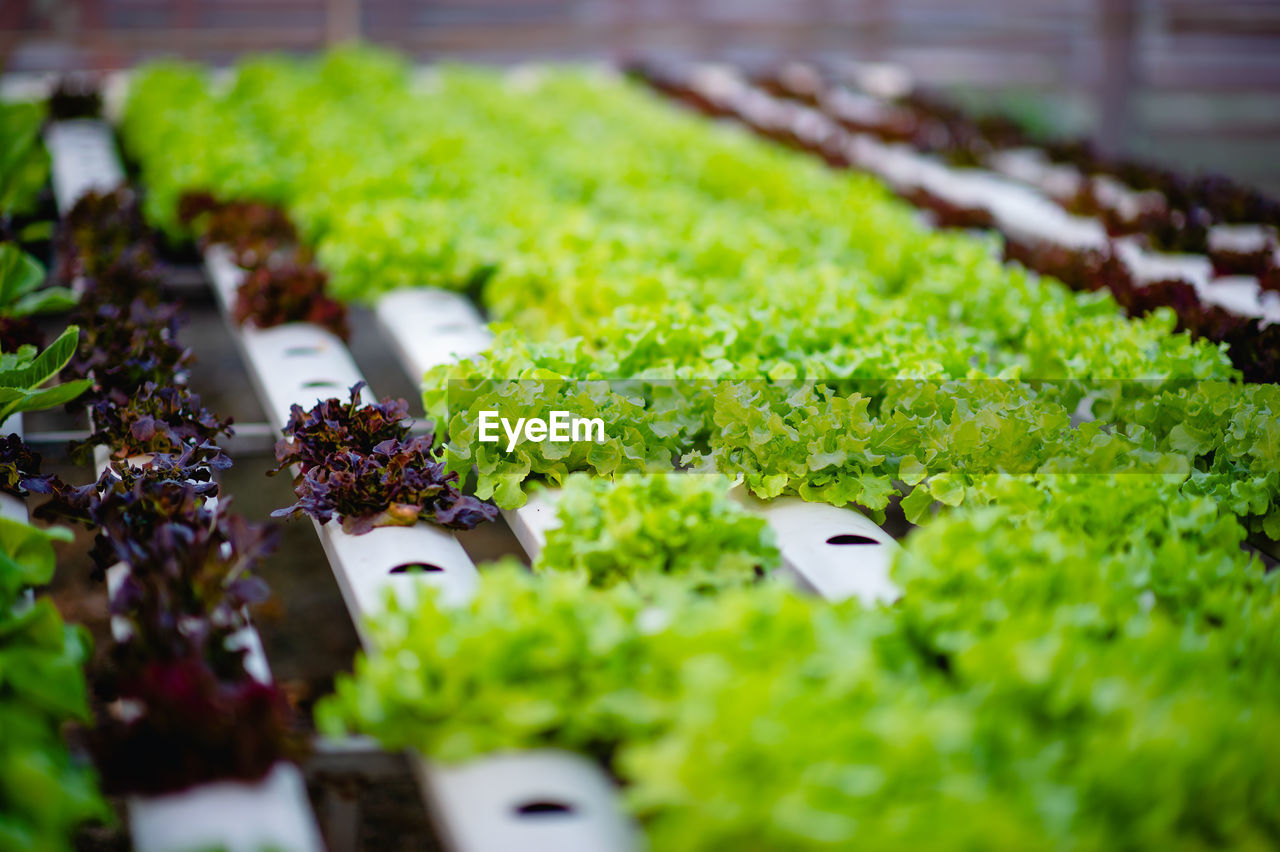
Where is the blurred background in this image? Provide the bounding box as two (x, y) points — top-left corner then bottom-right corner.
(3, 0), (1280, 192)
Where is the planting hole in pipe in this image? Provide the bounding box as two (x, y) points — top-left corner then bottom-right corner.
(514, 800), (575, 817)
(389, 562), (445, 574)
(302, 379), (341, 389)
(284, 346), (322, 357)
(826, 534), (880, 546)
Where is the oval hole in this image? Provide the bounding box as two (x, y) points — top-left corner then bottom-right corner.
(301, 379), (341, 389)
(826, 534), (880, 546)
(434, 322), (472, 333)
(514, 801), (575, 817)
(389, 562), (445, 574)
(285, 346), (322, 357)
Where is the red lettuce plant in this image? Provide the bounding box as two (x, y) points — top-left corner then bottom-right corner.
(72, 382), (232, 464)
(275, 436), (498, 534)
(271, 383), (497, 534)
(73, 251), (164, 309)
(177, 191), (350, 337)
(58, 188), (155, 281)
(39, 457), (302, 794)
(273, 382), (409, 467)
(67, 298), (193, 402)
(90, 651), (300, 796)
(52, 179), (305, 795)
(233, 261), (350, 340)
(177, 192), (299, 266)
(38, 446), (227, 576)
(0, 433), (57, 496)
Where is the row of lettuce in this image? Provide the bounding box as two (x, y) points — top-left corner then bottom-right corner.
(636, 61), (1280, 383)
(1, 92), (311, 846)
(118, 50), (1280, 849)
(44, 185), (302, 798)
(0, 97), (107, 850)
(752, 63), (1280, 255)
(0, 513), (106, 849)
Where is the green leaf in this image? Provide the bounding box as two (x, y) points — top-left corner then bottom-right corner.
(898, 455), (926, 487)
(2, 625), (91, 720)
(900, 485), (935, 525)
(0, 517), (64, 602)
(927, 474), (967, 507)
(536, 472), (780, 590)
(7, 379), (92, 415)
(0, 325), (81, 389)
(1263, 508), (1280, 542)
(0, 327), (88, 421)
(1167, 422), (1210, 455)
(0, 243), (45, 307)
(40, 324), (82, 375)
(16, 220), (53, 243)
(11, 287), (78, 317)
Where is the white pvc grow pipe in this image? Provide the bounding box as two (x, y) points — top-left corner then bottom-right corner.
(731, 486), (898, 604)
(128, 763), (322, 852)
(44, 120), (125, 210)
(415, 751), (640, 852)
(0, 485), (25, 523)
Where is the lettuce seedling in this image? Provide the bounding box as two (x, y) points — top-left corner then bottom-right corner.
(272, 383), (497, 534)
